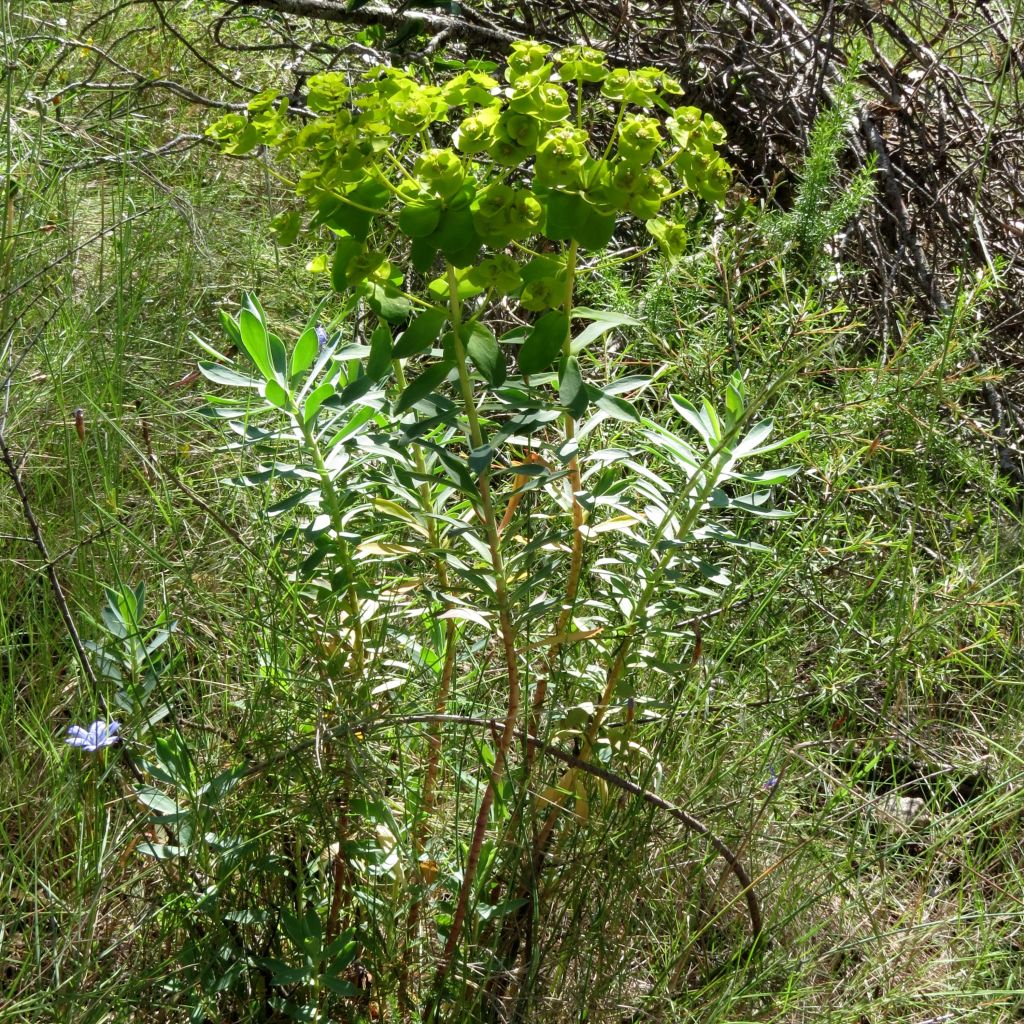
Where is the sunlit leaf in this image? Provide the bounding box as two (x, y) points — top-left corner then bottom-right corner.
(519, 311), (568, 375)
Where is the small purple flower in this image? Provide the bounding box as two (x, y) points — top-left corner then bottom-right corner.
(315, 324), (328, 354)
(66, 720), (120, 752)
(762, 767), (779, 792)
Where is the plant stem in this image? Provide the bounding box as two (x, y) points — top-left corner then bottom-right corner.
(528, 240), (583, 751)
(532, 465), (724, 856)
(297, 414), (364, 677)
(391, 356), (458, 844)
(392, 356), (460, 977)
(424, 264), (523, 1014)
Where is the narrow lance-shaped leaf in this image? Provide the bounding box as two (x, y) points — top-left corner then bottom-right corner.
(303, 381), (336, 423)
(466, 322), (506, 386)
(569, 307), (641, 355)
(197, 362), (260, 389)
(519, 311), (568, 376)
(366, 323), (394, 381)
(393, 308), (447, 358)
(290, 326), (320, 380)
(238, 307), (274, 382)
(394, 361), (456, 414)
(558, 355), (588, 417)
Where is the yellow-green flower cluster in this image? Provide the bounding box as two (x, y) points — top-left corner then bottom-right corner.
(206, 41), (733, 299)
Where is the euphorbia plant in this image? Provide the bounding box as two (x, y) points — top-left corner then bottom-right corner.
(202, 41), (798, 1016)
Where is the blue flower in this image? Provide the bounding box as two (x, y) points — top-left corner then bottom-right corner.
(762, 768), (779, 792)
(315, 324), (328, 354)
(66, 720), (120, 752)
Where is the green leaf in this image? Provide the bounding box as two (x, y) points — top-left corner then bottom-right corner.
(417, 440), (477, 493)
(238, 307), (273, 382)
(364, 282), (414, 323)
(475, 897), (529, 922)
(589, 385), (640, 422)
(432, 204), (482, 267)
(411, 236), (439, 274)
(271, 209), (302, 246)
(290, 327), (319, 380)
(266, 489), (317, 515)
(303, 381), (335, 423)
(393, 308), (447, 358)
(671, 395), (718, 448)
(155, 732), (193, 786)
(263, 379), (291, 410)
(465, 322), (505, 386)
(570, 307), (640, 354)
(197, 766), (243, 804)
(260, 959), (313, 988)
(643, 426), (699, 469)
(399, 199), (443, 238)
(219, 309), (242, 349)
(519, 311), (568, 375)
(137, 842), (181, 859)
(316, 180), (389, 241)
(734, 466), (801, 485)
(724, 374), (745, 421)
(331, 235), (363, 293)
(321, 976), (359, 997)
(135, 785), (182, 818)
(335, 374), (375, 407)
(428, 271), (484, 302)
(544, 190), (617, 250)
(366, 323), (393, 380)
(394, 361), (456, 414)
(520, 256), (562, 286)
(558, 355), (588, 417)
(268, 333), (288, 383)
(197, 362), (260, 388)
(469, 443), (495, 476)
(325, 933), (359, 970)
(737, 430), (809, 459)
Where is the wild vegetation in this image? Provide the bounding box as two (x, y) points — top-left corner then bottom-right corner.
(1, 2), (1022, 1023)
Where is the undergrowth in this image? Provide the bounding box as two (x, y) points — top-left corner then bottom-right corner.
(2, 3), (1023, 1023)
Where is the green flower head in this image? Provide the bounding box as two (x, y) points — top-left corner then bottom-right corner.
(535, 126), (590, 189)
(601, 67), (661, 107)
(509, 80), (570, 123)
(494, 109), (542, 153)
(520, 274), (565, 311)
(507, 40), (552, 83)
(611, 162), (669, 218)
(696, 157), (732, 202)
(306, 73), (350, 112)
(415, 149), (466, 200)
(666, 105), (703, 146)
(468, 254), (521, 295)
(646, 216), (688, 258)
(471, 184), (541, 244)
(697, 114), (728, 148)
(616, 114), (664, 164)
(488, 135), (533, 168)
(442, 69), (499, 108)
(386, 82), (448, 135)
(345, 248), (387, 286)
(554, 45), (608, 83)
(454, 105), (500, 154)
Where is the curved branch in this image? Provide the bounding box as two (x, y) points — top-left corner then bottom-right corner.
(219, 0), (522, 47)
(236, 711), (764, 940)
(46, 76), (244, 111)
